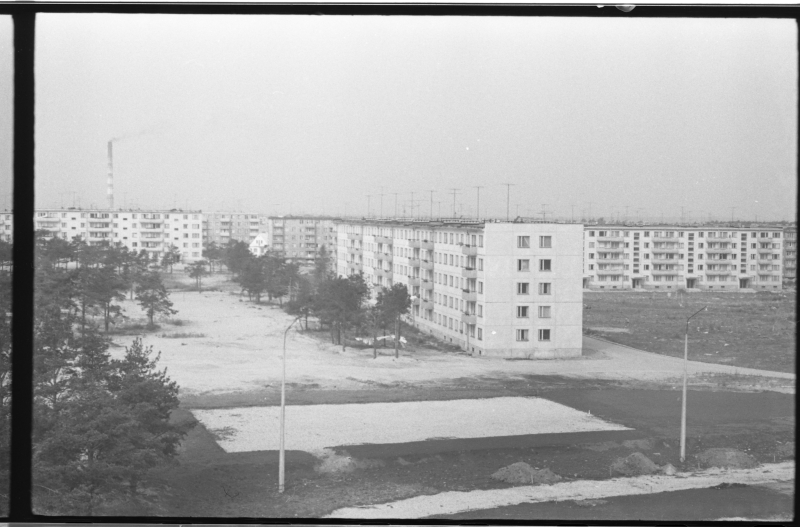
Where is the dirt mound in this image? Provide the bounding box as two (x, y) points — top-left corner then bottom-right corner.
(610, 452), (660, 476)
(696, 448), (759, 469)
(315, 449), (386, 473)
(622, 439), (653, 450)
(491, 462), (563, 485)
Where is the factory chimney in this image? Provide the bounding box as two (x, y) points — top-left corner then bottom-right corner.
(107, 140), (114, 210)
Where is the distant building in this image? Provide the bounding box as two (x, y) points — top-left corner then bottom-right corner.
(0, 211), (11, 243)
(249, 232), (270, 257)
(267, 215), (337, 265)
(203, 212), (264, 246)
(582, 225), (785, 291)
(335, 218), (584, 359)
(33, 208), (204, 262)
(783, 225), (796, 284)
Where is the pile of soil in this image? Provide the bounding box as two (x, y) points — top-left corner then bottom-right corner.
(610, 452), (660, 476)
(491, 462), (563, 485)
(315, 449), (386, 473)
(695, 448), (759, 469)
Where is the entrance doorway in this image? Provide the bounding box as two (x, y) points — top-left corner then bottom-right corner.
(686, 278), (697, 289)
(632, 278), (642, 289)
(583, 278), (590, 289)
(739, 278), (750, 289)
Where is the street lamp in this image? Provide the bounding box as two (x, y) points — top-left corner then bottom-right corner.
(279, 313), (304, 493)
(680, 306), (707, 463)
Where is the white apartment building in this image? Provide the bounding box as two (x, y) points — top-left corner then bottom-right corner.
(582, 225), (785, 291)
(336, 219), (584, 359)
(268, 216), (337, 265)
(33, 208), (205, 262)
(783, 226), (796, 283)
(203, 212), (263, 246)
(0, 211), (11, 243)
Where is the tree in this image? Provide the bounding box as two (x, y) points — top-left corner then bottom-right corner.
(187, 260), (208, 292)
(313, 244), (333, 285)
(238, 258), (266, 302)
(0, 240), (11, 271)
(135, 272), (177, 328)
(0, 268), (11, 504)
(223, 240), (252, 280)
(87, 265), (127, 333)
(160, 245), (181, 274)
(313, 273), (370, 350)
(376, 283), (412, 358)
(202, 242), (222, 273)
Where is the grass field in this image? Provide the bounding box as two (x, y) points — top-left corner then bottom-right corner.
(584, 291), (796, 373)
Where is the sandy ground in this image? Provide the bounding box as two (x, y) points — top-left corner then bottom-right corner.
(191, 397), (630, 453)
(108, 289), (795, 397)
(325, 461), (795, 519)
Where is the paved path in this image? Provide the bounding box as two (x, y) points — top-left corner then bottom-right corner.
(579, 336), (795, 380)
(325, 461), (795, 519)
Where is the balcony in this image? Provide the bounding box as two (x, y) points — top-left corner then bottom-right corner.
(596, 258), (623, 264)
(374, 235), (392, 245)
(757, 247), (778, 254)
(421, 299), (434, 311)
(348, 262), (362, 272)
(412, 297), (421, 306)
(408, 276), (421, 286)
(757, 268), (780, 274)
(597, 246), (624, 253)
(377, 252), (393, 263)
(461, 289), (477, 302)
(140, 224), (164, 231)
(421, 240), (434, 250)
(652, 236), (678, 242)
(346, 246), (361, 254)
(462, 267), (478, 279)
(597, 235), (623, 242)
(347, 233), (362, 241)
(461, 244), (478, 256)
(705, 247), (733, 254)
(408, 239), (421, 248)
(421, 280), (434, 291)
(461, 312), (477, 325)
(409, 258), (421, 268)
(651, 269), (680, 275)
(596, 268), (624, 275)
(651, 247), (680, 254)
(375, 268), (393, 278)
(652, 257), (679, 264)
(705, 269), (732, 275)
(421, 259), (434, 270)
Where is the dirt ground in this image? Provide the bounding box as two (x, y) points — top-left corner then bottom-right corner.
(583, 290), (796, 373)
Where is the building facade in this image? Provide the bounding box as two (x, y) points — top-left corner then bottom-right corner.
(268, 216), (337, 265)
(33, 208), (205, 262)
(582, 225), (786, 291)
(248, 233), (270, 257)
(202, 212), (263, 246)
(336, 219), (584, 359)
(0, 211), (11, 242)
(783, 226), (796, 283)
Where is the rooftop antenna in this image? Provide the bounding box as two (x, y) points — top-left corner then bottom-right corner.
(107, 140), (114, 210)
(502, 184), (515, 221)
(474, 186), (484, 220)
(448, 188), (461, 217)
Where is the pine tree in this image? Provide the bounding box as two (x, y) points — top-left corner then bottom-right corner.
(135, 272), (177, 328)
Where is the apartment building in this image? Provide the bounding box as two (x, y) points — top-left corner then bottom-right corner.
(203, 212), (263, 246)
(33, 208), (205, 262)
(336, 219), (584, 359)
(0, 211), (11, 242)
(268, 216), (337, 265)
(783, 226), (796, 283)
(582, 225), (785, 291)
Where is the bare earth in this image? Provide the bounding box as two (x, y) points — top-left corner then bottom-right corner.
(109, 287), (794, 397)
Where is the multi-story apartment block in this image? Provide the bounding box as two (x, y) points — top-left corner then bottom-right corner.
(582, 225), (785, 291)
(203, 212), (263, 246)
(0, 211), (11, 242)
(336, 219), (583, 359)
(268, 216), (337, 265)
(33, 208), (205, 262)
(783, 226), (796, 284)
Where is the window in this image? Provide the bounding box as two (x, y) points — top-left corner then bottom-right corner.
(539, 259), (551, 271)
(589, 253), (594, 259)
(518, 236), (530, 248)
(517, 306), (529, 318)
(517, 282), (530, 294)
(477, 328), (483, 341)
(538, 329), (551, 341)
(539, 282), (552, 295)
(539, 236), (552, 248)
(517, 259), (530, 271)
(538, 306), (551, 318)
(478, 281), (483, 293)
(516, 329), (529, 341)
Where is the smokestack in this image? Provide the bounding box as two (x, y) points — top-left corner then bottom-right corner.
(107, 140), (114, 210)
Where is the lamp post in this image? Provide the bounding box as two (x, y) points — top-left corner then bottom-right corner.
(279, 314), (304, 493)
(680, 306), (707, 463)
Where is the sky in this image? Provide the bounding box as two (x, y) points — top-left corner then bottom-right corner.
(0, 16), (11, 212)
(21, 15), (799, 222)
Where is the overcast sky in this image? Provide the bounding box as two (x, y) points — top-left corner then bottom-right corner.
(0, 16), (11, 212)
(23, 15), (799, 221)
